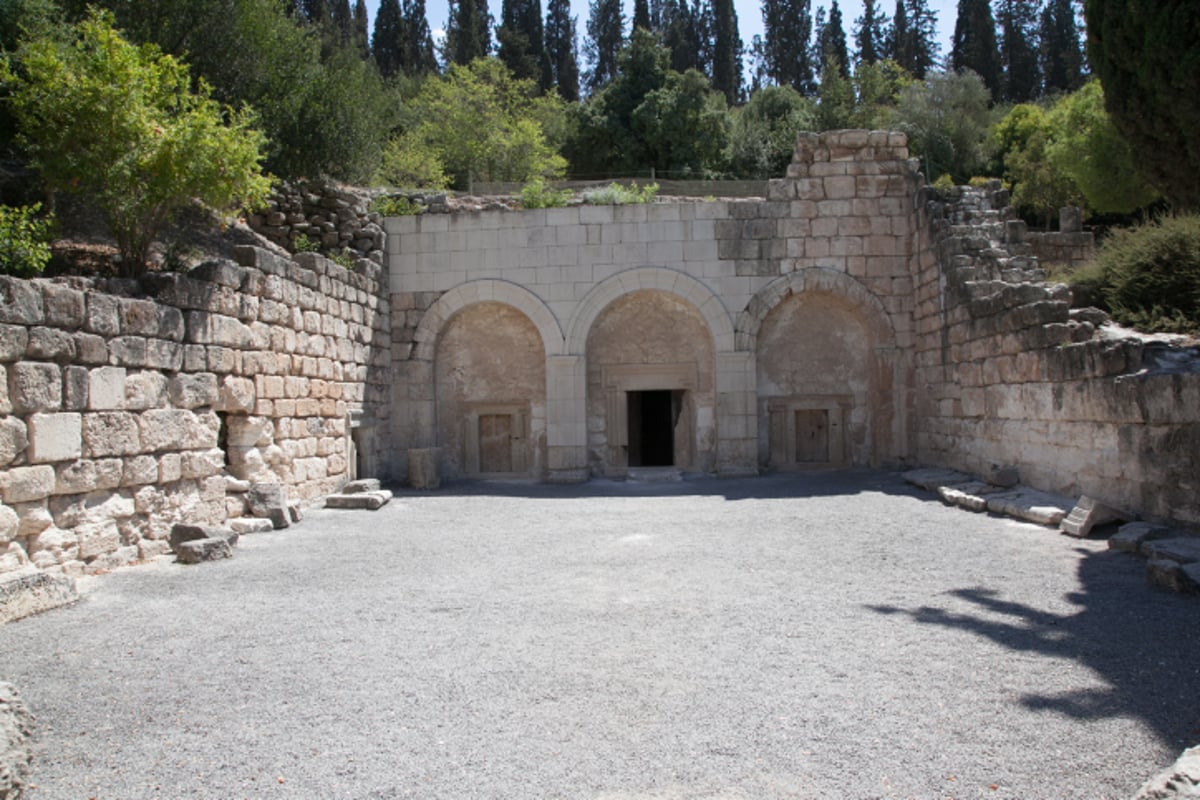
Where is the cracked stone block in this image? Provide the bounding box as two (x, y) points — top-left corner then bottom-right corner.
(1132, 744), (1200, 799)
(169, 523), (238, 552)
(247, 483), (289, 529)
(1060, 495), (1126, 538)
(0, 570), (77, 624)
(176, 537), (233, 564)
(1108, 522), (1174, 553)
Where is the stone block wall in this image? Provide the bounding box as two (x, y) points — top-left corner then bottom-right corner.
(247, 179), (386, 265)
(913, 183), (1200, 525)
(0, 246), (390, 580)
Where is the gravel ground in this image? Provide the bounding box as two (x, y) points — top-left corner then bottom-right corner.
(1, 469), (1197, 800)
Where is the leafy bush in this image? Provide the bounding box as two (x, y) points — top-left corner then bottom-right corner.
(582, 182), (659, 205)
(2, 10), (271, 275)
(292, 232), (320, 252)
(1090, 215), (1200, 334)
(0, 203), (53, 276)
(370, 195), (425, 216)
(520, 178), (573, 208)
(375, 134), (450, 190)
(328, 248), (356, 269)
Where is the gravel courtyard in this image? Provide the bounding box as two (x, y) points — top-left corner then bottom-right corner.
(1, 469), (1197, 800)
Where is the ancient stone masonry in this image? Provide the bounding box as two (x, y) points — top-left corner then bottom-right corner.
(247, 179), (387, 265)
(0, 246), (391, 584)
(911, 181), (1200, 526)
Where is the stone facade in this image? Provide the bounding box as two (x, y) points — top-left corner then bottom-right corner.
(0, 246), (390, 580)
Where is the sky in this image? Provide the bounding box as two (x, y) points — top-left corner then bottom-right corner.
(359, 0), (961, 70)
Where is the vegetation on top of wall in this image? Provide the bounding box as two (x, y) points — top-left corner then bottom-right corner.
(519, 178), (574, 208)
(1072, 214), (1200, 334)
(0, 202), (54, 276)
(582, 182), (660, 205)
(370, 195), (425, 216)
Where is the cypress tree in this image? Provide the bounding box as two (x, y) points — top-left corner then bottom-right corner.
(761, 0), (815, 94)
(1039, 0), (1083, 94)
(302, 0), (329, 23)
(888, 0), (910, 68)
(584, 0), (624, 91)
(661, 0), (699, 72)
(332, 0), (353, 40)
(854, 0), (888, 66)
(373, 0), (404, 76)
(951, 0), (1002, 100)
(711, 0), (742, 103)
(545, 0), (580, 99)
(498, 0), (547, 81)
(445, 0), (491, 64)
(905, 0), (940, 78)
(996, 0), (1039, 102)
(633, 0), (652, 31)
(817, 0), (850, 77)
(352, 0), (369, 55)
(402, 0), (439, 74)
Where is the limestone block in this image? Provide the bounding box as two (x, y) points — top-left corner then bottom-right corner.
(985, 488), (1075, 527)
(217, 375), (255, 413)
(1140, 537), (1200, 565)
(325, 490), (391, 510)
(42, 282), (85, 328)
(73, 332), (108, 365)
(2, 465), (55, 504)
(1132, 745), (1200, 799)
(937, 483), (994, 513)
(49, 490), (134, 529)
(1108, 521), (1174, 553)
(175, 537), (233, 564)
(168, 373), (218, 409)
(108, 336), (148, 367)
(342, 478), (380, 494)
(8, 362), (61, 413)
(121, 454), (159, 487)
(124, 371), (169, 411)
(82, 412), (141, 457)
(63, 365), (88, 411)
(27, 412), (82, 463)
(0, 418), (28, 468)
(1146, 558), (1200, 594)
(138, 408), (199, 452)
(0, 275), (44, 325)
(83, 292), (119, 336)
(1059, 495), (1127, 538)
(247, 483), (290, 529)
(87, 367), (126, 411)
(138, 539), (171, 560)
(75, 519), (120, 560)
(0, 541), (30, 575)
(902, 468), (972, 491)
(144, 339), (183, 371)
(54, 459), (99, 495)
(27, 527), (79, 566)
(0, 571), (77, 625)
(229, 517), (273, 534)
(26, 326), (76, 361)
(0, 324), (29, 361)
(169, 522), (238, 552)
(0, 504), (16, 544)
(13, 503), (50, 538)
(180, 448), (225, 479)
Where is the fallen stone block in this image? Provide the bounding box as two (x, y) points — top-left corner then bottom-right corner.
(985, 488), (1075, 526)
(169, 523), (238, 552)
(1060, 495), (1128, 538)
(342, 479), (381, 494)
(287, 501), (303, 523)
(247, 483), (289, 529)
(0, 570), (78, 625)
(902, 468), (972, 491)
(1146, 559), (1200, 595)
(1109, 522), (1174, 553)
(228, 518), (274, 535)
(175, 537), (233, 564)
(937, 480), (999, 513)
(1140, 537), (1200, 565)
(325, 490), (392, 510)
(982, 464), (1020, 488)
(1133, 744), (1200, 799)
(0, 682), (34, 800)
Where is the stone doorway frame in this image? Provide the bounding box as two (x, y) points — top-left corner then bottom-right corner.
(601, 363), (698, 475)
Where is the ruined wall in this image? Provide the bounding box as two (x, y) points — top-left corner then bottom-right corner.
(247, 180), (387, 265)
(0, 246), (390, 579)
(913, 183), (1200, 525)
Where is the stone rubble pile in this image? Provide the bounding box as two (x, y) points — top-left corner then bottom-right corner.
(246, 179), (387, 265)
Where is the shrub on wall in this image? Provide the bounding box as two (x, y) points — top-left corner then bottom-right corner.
(1091, 214), (1200, 334)
(0, 202), (53, 276)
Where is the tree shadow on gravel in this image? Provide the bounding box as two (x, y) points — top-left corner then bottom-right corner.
(388, 468), (926, 502)
(867, 547), (1200, 752)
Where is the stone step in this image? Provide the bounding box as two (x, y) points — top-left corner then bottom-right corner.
(325, 489), (393, 510)
(176, 537), (234, 565)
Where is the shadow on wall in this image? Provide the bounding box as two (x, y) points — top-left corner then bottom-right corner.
(867, 551), (1200, 753)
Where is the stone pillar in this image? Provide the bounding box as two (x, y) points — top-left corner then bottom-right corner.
(715, 350), (759, 477)
(545, 354), (588, 483)
(1059, 206), (1083, 233)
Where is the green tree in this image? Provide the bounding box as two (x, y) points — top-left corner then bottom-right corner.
(903, 0), (940, 78)
(815, 54), (854, 128)
(445, 0), (491, 64)
(996, 0), (1040, 103)
(710, 0), (741, 103)
(2, 10), (271, 273)
(894, 68), (994, 182)
(1044, 80), (1157, 214)
(401, 0), (439, 75)
(402, 58), (566, 187)
(633, 0), (652, 30)
(728, 84), (816, 177)
(332, 0), (352, 41)
(761, 0), (814, 93)
(497, 0), (548, 83)
(853, 0), (888, 65)
(352, 0), (368, 55)
(545, 0), (580, 100)
(372, 0), (404, 75)
(1039, 0), (1083, 94)
(951, 0), (1001, 100)
(585, 0), (624, 91)
(992, 102), (1079, 226)
(634, 67), (729, 175)
(1084, 0), (1200, 209)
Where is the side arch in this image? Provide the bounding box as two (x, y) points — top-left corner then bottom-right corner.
(412, 280), (564, 362)
(735, 268), (897, 352)
(565, 267), (735, 355)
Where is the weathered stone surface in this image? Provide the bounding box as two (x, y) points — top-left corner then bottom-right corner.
(0, 543), (29, 576)
(287, 501), (303, 523)
(124, 370), (169, 410)
(408, 448), (440, 490)
(137, 539), (171, 560)
(1133, 745), (1200, 799)
(0, 681), (35, 799)
(1108, 522), (1174, 553)
(0, 276), (44, 325)
(2, 465), (56, 504)
(0, 505), (16, 545)
(169, 523), (238, 552)
(82, 412), (140, 457)
(168, 373), (218, 409)
(26, 326), (76, 361)
(986, 488), (1074, 526)
(902, 468), (972, 491)
(0, 325), (29, 362)
(63, 365), (88, 411)
(1146, 558), (1200, 595)
(175, 537), (233, 564)
(325, 489), (391, 510)
(42, 282), (85, 328)
(0, 570), (77, 624)
(982, 464), (1020, 488)
(88, 366), (126, 410)
(85, 544), (139, 574)
(228, 517), (273, 534)
(0, 418), (28, 468)
(216, 375), (255, 413)
(1140, 537), (1200, 565)
(937, 483), (990, 512)
(27, 526), (79, 568)
(27, 412), (82, 463)
(75, 519), (121, 560)
(8, 362), (61, 413)
(247, 483), (289, 529)
(342, 478), (380, 494)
